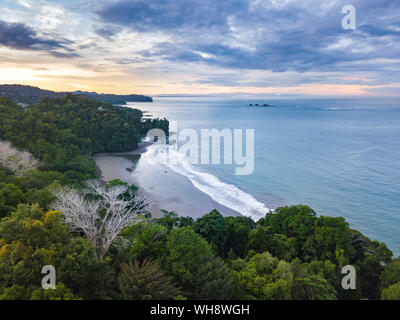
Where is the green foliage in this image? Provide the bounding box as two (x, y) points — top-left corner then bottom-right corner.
(0, 184), (25, 217)
(313, 216), (355, 263)
(166, 227), (234, 299)
(246, 226), (296, 261)
(24, 186), (55, 209)
(381, 282), (400, 300)
(380, 257), (400, 290)
(233, 252), (293, 300)
(260, 205), (355, 264)
(252, 205), (392, 300)
(292, 275), (337, 300)
(30, 283), (82, 300)
(0, 95), (396, 301)
(223, 216), (255, 258)
(118, 259), (180, 300)
(9, 95), (141, 174)
(0, 95), (168, 185)
(192, 210), (225, 255)
(157, 210), (194, 229)
(0, 284), (30, 300)
(55, 238), (116, 299)
(10, 170), (68, 191)
(0, 204), (115, 299)
(0, 97), (24, 140)
(260, 205), (317, 241)
(289, 259), (337, 300)
(0, 84), (152, 108)
(356, 254), (385, 300)
(141, 118), (169, 135)
(121, 221), (169, 261)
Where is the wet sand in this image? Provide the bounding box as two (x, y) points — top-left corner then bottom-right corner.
(94, 142), (242, 219)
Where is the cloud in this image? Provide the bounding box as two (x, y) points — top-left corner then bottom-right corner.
(1, 0), (399, 95)
(96, 0), (246, 32)
(94, 26), (122, 40)
(17, 0), (32, 9)
(0, 20), (77, 57)
(95, 0), (400, 75)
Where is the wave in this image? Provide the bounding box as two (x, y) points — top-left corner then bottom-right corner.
(143, 144), (270, 221)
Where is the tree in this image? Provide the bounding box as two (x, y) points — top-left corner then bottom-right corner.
(313, 216), (354, 264)
(30, 283), (81, 300)
(0, 285), (30, 300)
(166, 227), (234, 299)
(260, 205), (317, 260)
(121, 221), (169, 261)
(192, 210), (225, 255)
(0, 184), (25, 217)
(118, 259), (180, 300)
(233, 252), (293, 300)
(380, 257), (400, 290)
(0, 283), (82, 300)
(0, 140), (39, 176)
(157, 210), (194, 229)
(0, 184), (25, 207)
(259, 205), (357, 264)
(0, 204), (114, 299)
(292, 275), (336, 300)
(246, 226), (296, 261)
(354, 254), (382, 300)
(0, 95), (168, 184)
(51, 180), (149, 259)
(381, 282), (400, 300)
(246, 226), (271, 254)
(223, 216), (255, 258)
(289, 259), (337, 300)
(347, 230), (392, 300)
(54, 237), (116, 299)
(270, 233), (297, 261)
(156, 211), (180, 230)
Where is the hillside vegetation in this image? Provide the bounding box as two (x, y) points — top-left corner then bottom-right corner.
(0, 95), (399, 301)
(0, 84), (153, 106)
(0, 95), (167, 183)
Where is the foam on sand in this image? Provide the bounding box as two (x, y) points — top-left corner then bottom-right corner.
(143, 144), (270, 221)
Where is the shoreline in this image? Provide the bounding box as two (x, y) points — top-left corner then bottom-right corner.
(94, 141), (243, 220)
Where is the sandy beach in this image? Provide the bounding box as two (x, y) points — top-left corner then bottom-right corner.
(94, 142), (242, 219)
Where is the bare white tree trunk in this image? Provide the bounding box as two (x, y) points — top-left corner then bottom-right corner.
(51, 180), (149, 259)
(0, 140), (39, 176)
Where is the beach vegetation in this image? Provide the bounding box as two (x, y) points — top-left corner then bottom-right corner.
(0, 95), (397, 300)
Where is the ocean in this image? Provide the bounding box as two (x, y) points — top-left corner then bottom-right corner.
(124, 96), (400, 255)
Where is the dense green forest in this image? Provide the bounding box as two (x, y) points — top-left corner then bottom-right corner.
(0, 95), (399, 300)
(74, 91), (153, 104)
(0, 85), (153, 106)
(0, 95), (167, 184)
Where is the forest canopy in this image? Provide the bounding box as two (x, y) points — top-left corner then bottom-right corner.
(0, 85), (153, 106)
(0, 94), (167, 184)
(0, 94), (398, 301)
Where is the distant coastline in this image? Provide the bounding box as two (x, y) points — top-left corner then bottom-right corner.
(0, 84), (153, 107)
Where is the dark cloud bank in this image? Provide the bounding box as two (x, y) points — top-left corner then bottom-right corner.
(96, 0), (400, 75)
(0, 20), (76, 57)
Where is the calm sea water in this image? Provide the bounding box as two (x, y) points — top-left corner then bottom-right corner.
(128, 96), (400, 255)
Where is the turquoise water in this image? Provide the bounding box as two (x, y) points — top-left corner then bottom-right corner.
(129, 97), (400, 255)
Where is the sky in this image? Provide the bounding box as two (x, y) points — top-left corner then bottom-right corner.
(0, 0), (399, 96)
